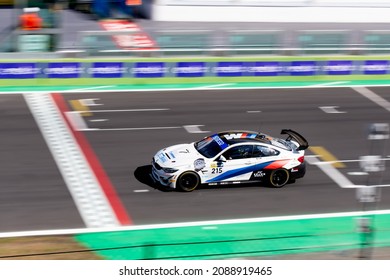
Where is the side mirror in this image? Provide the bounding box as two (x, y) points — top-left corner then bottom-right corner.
(217, 155), (227, 162)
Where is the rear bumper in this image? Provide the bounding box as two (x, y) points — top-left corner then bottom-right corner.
(290, 162), (306, 179)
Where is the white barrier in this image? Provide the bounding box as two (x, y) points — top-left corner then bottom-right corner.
(152, 1), (390, 22)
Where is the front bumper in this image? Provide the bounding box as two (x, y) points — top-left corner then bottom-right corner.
(151, 158), (176, 188)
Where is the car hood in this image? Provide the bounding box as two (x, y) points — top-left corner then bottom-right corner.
(154, 143), (204, 168)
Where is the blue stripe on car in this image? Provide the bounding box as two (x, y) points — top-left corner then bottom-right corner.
(206, 160), (275, 182)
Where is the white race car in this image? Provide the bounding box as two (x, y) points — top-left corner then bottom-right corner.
(151, 129), (309, 192)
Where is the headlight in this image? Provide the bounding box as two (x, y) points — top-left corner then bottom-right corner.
(162, 167), (179, 173)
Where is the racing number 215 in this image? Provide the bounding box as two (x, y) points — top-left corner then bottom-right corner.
(212, 167), (223, 174)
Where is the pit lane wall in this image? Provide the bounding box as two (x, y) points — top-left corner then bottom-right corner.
(2, 56), (390, 87)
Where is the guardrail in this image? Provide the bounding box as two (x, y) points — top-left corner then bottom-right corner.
(3, 28), (390, 57)
(57, 29), (390, 57)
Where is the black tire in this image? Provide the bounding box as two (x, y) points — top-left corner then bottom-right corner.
(176, 171), (200, 192)
(269, 169), (290, 188)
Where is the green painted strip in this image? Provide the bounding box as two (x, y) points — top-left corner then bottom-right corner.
(2, 79), (390, 93)
(1, 55), (390, 62)
(2, 75), (390, 88)
(75, 214), (390, 260)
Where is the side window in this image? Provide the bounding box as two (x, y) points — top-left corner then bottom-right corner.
(253, 145), (279, 157)
(223, 145), (253, 160)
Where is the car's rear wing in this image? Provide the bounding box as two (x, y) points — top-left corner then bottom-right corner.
(281, 129), (309, 151)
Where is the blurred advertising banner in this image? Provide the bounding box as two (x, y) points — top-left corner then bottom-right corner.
(99, 19), (157, 50)
(126, 0), (142, 5)
(0, 63), (40, 79)
(1, 59), (390, 79)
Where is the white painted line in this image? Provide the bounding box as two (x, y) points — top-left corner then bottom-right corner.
(319, 106), (346, 114)
(134, 190), (150, 193)
(24, 93), (119, 228)
(3, 209), (390, 238)
(183, 125), (210, 133)
(247, 110), (261, 113)
(196, 83), (235, 89)
(79, 126), (181, 132)
(348, 172), (369, 176)
(307, 81), (348, 87)
(370, 184), (390, 188)
(77, 109), (170, 113)
(89, 119), (108, 122)
(313, 157), (390, 165)
(202, 226), (218, 230)
(5, 83), (390, 96)
(305, 155), (319, 158)
(305, 156), (355, 188)
(342, 184), (390, 189)
(65, 111), (88, 130)
(352, 87), (390, 112)
(80, 98), (103, 106)
(65, 86), (114, 92)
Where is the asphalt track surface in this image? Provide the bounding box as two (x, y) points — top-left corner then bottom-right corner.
(1, 85), (390, 232)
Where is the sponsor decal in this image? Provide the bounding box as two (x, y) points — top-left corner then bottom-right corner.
(323, 60), (354, 75)
(253, 171), (266, 178)
(224, 133), (257, 140)
(157, 152), (167, 163)
(361, 60), (389, 75)
(46, 62), (83, 78)
(133, 62), (167, 78)
(0, 63), (40, 79)
(89, 62), (126, 78)
(287, 61), (317, 76)
(173, 62), (208, 77)
(214, 62), (244, 77)
(194, 158), (206, 171)
(212, 134), (228, 149)
(211, 162), (224, 168)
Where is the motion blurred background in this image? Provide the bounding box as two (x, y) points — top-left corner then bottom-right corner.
(2, 0), (390, 55)
(1, 0), (390, 261)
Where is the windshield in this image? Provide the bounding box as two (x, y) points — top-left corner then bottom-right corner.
(271, 138), (293, 151)
(194, 136), (225, 158)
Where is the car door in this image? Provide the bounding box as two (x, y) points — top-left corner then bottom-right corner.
(206, 144), (255, 183)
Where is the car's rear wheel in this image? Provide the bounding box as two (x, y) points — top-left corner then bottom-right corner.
(177, 171), (200, 192)
(268, 169), (289, 188)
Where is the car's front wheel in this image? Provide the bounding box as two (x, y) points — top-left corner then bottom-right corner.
(176, 171), (200, 192)
(268, 169), (290, 188)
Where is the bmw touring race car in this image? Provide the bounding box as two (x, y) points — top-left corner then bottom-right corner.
(151, 129), (309, 192)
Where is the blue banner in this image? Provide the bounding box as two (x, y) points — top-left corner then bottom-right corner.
(46, 62), (83, 78)
(362, 60), (389, 75)
(0, 63), (39, 79)
(174, 62), (207, 77)
(214, 62), (244, 77)
(3, 59), (390, 80)
(251, 61), (282, 76)
(89, 62), (126, 78)
(324, 60), (353, 75)
(133, 62), (166, 78)
(288, 61), (317, 76)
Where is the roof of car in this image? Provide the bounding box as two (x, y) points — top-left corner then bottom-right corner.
(217, 130), (273, 145)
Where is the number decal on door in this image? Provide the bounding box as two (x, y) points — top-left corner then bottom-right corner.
(211, 167), (223, 174)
